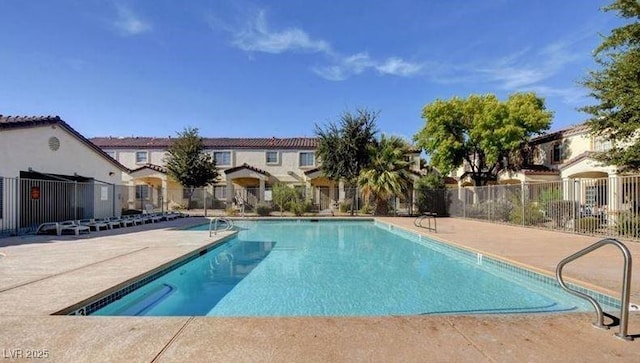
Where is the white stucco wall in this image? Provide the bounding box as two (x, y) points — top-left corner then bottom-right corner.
(0, 125), (124, 182)
(109, 148), (316, 185)
(0, 124), (126, 229)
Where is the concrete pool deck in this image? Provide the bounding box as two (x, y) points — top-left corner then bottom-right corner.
(0, 216), (639, 362)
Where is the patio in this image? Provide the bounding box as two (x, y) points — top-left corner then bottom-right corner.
(0, 217), (639, 362)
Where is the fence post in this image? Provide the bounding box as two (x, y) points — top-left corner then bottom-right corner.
(203, 188), (207, 217)
(15, 177), (20, 235)
(463, 188), (466, 218)
(521, 181), (525, 226)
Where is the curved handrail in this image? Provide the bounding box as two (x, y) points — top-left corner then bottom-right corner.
(414, 213), (437, 232)
(209, 217), (234, 237)
(556, 238), (633, 341)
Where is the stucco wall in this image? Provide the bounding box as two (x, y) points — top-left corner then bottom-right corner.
(108, 148), (316, 185)
(0, 125), (123, 182)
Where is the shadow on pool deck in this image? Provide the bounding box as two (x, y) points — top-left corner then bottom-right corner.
(0, 216), (639, 362)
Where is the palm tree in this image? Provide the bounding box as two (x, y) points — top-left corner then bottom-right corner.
(358, 135), (413, 215)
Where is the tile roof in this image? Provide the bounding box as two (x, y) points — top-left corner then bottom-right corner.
(89, 136), (318, 149)
(130, 163), (167, 174)
(530, 123), (591, 144)
(0, 115), (130, 172)
(224, 163), (270, 176)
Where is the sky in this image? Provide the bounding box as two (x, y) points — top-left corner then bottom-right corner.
(0, 0), (625, 142)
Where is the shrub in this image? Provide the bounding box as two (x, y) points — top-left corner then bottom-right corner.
(359, 204), (373, 215)
(546, 200), (579, 228)
(290, 199), (311, 216)
(616, 212), (640, 238)
(339, 201), (351, 213)
(225, 207), (238, 217)
(576, 217), (600, 233)
(255, 203), (271, 216)
(509, 201), (545, 226)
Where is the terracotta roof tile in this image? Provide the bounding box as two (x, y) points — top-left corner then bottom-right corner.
(131, 163), (167, 174)
(224, 163), (270, 176)
(90, 136), (318, 149)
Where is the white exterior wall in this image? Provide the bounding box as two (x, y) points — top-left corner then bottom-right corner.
(107, 148), (316, 185)
(0, 125), (125, 230)
(0, 125), (123, 182)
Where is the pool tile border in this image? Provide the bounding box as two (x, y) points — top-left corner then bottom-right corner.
(375, 220), (623, 310)
(63, 234), (236, 316)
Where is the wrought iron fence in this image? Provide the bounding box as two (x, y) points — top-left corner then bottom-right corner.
(3, 174), (640, 240)
(440, 175), (640, 241)
(0, 177), (121, 236)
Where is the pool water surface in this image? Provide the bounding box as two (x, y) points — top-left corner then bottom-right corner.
(92, 220), (607, 316)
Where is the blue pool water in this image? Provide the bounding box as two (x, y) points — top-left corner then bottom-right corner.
(92, 220), (604, 316)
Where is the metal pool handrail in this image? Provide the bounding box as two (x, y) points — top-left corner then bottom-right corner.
(556, 238), (633, 341)
(209, 217), (234, 237)
(414, 213), (437, 232)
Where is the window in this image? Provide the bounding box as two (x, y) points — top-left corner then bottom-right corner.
(213, 151), (231, 166)
(299, 152), (315, 167)
(266, 151), (279, 164)
(135, 185), (150, 200)
(213, 186), (227, 200)
(586, 184), (607, 206)
(594, 137), (612, 152)
(552, 143), (562, 163)
(135, 151), (148, 164)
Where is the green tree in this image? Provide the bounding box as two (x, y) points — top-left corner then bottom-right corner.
(415, 172), (447, 215)
(272, 183), (295, 216)
(358, 135), (413, 215)
(581, 0), (640, 171)
(165, 127), (219, 209)
(315, 109), (378, 215)
(414, 93), (552, 186)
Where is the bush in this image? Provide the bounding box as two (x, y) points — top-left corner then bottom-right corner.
(255, 203), (271, 216)
(576, 217), (600, 233)
(616, 212), (640, 238)
(359, 204), (373, 215)
(339, 201), (351, 213)
(290, 199), (311, 216)
(546, 200), (579, 228)
(509, 201), (545, 226)
(225, 207), (238, 217)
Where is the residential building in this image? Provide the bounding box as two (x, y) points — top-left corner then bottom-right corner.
(90, 136), (424, 212)
(0, 116), (129, 233)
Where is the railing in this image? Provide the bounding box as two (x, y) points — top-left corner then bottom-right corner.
(414, 212), (437, 232)
(556, 238), (634, 341)
(209, 217), (234, 237)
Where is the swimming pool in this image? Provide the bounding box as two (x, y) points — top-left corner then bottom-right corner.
(89, 220), (615, 316)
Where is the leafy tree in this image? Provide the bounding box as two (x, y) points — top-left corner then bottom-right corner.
(414, 93), (553, 186)
(272, 183), (296, 216)
(581, 0), (640, 171)
(165, 127), (219, 209)
(315, 109), (378, 214)
(415, 172), (447, 215)
(358, 135), (413, 215)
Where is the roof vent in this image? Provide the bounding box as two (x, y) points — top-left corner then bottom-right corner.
(48, 136), (60, 151)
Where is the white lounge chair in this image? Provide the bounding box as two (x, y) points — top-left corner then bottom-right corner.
(59, 220), (90, 235)
(110, 216), (133, 228)
(78, 219), (109, 231)
(36, 222), (60, 235)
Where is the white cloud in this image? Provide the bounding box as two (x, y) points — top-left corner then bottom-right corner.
(376, 57), (423, 77)
(114, 5), (151, 36)
(218, 9), (420, 81)
(232, 10), (330, 54)
(314, 53), (422, 81)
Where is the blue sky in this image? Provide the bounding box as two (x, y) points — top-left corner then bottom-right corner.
(0, 0), (623, 141)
